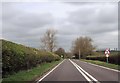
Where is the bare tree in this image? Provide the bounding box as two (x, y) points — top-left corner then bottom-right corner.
(40, 28), (57, 52)
(71, 36), (95, 58)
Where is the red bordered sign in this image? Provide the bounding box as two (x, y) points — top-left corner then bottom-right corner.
(105, 48), (110, 57)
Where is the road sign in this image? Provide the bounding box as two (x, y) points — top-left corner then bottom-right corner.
(105, 48), (110, 63)
(105, 49), (110, 57)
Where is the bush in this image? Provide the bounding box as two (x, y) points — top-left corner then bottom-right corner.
(2, 39), (60, 77)
(86, 52), (120, 65)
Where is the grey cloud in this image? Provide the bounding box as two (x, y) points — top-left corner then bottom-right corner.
(68, 8), (95, 25)
(2, 2), (54, 32)
(86, 23), (117, 34)
(93, 31), (118, 49)
(2, 2), (118, 51)
(66, 2), (117, 35)
(2, 3), (54, 49)
(57, 2), (118, 50)
(95, 4), (117, 24)
(3, 8), (53, 29)
(9, 13), (53, 28)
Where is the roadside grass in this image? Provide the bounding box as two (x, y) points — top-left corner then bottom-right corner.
(2, 60), (62, 83)
(81, 59), (120, 71)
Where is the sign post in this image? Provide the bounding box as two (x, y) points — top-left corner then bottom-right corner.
(106, 54), (109, 63)
(105, 48), (110, 63)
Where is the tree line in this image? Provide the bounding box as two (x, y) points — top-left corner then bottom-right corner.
(40, 28), (95, 59)
(40, 28), (119, 65)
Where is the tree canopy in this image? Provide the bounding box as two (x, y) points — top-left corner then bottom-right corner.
(71, 36), (95, 59)
(40, 28), (57, 52)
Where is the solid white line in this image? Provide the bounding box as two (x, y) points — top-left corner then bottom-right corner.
(73, 61), (100, 83)
(69, 59), (93, 83)
(81, 61), (120, 72)
(36, 59), (65, 83)
(70, 59), (101, 83)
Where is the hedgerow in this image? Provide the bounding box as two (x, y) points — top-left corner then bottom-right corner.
(2, 40), (60, 77)
(86, 52), (119, 65)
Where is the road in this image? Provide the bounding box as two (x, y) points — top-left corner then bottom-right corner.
(36, 59), (119, 83)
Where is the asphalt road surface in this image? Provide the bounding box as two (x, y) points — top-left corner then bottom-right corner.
(37, 59), (120, 83)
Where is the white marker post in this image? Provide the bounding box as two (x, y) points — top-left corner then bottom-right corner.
(105, 48), (110, 63)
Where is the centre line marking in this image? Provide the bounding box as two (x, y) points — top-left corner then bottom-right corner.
(69, 59), (100, 83)
(69, 59), (93, 83)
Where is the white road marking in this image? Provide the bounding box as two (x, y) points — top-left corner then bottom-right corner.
(36, 59), (65, 83)
(73, 61), (100, 83)
(81, 61), (120, 72)
(69, 59), (93, 83)
(69, 59), (100, 83)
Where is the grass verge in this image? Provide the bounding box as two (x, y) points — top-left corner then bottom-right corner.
(2, 60), (62, 83)
(81, 59), (120, 71)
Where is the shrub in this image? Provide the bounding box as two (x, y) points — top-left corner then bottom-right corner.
(2, 40), (60, 77)
(86, 52), (119, 65)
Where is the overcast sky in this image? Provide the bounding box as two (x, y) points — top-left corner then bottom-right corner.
(1, 2), (118, 51)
